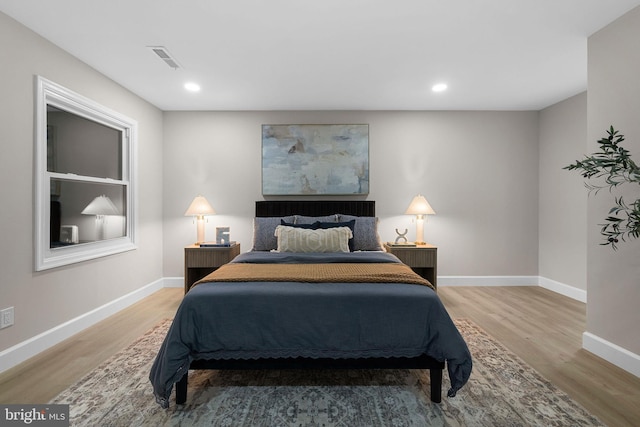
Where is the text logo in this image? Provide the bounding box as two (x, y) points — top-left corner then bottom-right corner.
(1, 405), (69, 426)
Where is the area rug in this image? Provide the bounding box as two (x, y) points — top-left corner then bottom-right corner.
(50, 318), (604, 426)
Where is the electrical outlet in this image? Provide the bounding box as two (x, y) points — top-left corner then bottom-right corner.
(0, 307), (14, 329)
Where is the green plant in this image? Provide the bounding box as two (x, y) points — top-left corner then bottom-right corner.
(564, 126), (640, 249)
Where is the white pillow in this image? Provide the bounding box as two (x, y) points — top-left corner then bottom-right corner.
(274, 225), (352, 253)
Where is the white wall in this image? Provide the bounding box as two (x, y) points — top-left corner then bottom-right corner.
(0, 13), (164, 356)
(586, 6), (640, 358)
(163, 110), (540, 279)
(538, 93), (588, 291)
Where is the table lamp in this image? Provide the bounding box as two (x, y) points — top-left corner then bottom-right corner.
(404, 194), (435, 245)
(184, 195), (216, 244)
(81, 195), (119, 240)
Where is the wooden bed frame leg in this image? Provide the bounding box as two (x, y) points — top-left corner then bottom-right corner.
(429, 368), (443, 403)
(176, 372), (188, 405)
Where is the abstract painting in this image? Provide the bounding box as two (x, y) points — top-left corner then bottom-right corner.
(262, 124), (369, 195)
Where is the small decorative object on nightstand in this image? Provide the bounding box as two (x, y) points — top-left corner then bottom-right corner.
(184, 242), (240, 294)
(385, 243), (437, 290)
(394, 228), (409, 244)
(215, 226), (230, 244)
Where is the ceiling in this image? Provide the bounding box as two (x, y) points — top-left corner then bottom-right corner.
(2, 0), (640, 111)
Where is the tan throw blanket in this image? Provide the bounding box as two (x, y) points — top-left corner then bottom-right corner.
(194, 263), (434, 291)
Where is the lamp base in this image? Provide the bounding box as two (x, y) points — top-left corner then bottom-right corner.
(414, 217), (425, 247)
(195, 216), (206, 244)
(414, 241), (426, 245)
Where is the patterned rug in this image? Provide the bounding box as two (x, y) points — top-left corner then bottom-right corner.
(50, 318), (604, 426)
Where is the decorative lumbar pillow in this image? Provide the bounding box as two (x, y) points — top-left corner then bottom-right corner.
(337, 215), (383, 251)
(252, 216), (295, 251)
(274, 225), (352, 253)
(315, 220), (356, 251)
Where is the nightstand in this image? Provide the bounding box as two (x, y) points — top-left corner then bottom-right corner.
(384, 243), (437, 290)
(184, 243), (240, 294)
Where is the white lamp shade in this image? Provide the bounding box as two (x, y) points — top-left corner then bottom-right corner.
(184, 196), (216, 216)
(81, 195), (119, 216)
(404, 194), (436, 216)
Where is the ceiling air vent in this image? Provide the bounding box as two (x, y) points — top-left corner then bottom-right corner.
(148, 46), (180, 69)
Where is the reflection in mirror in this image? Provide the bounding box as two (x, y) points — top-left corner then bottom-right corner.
(47, 105), (127, 248)
(50, 180), (127, 247)
(47, 106), (122, 179)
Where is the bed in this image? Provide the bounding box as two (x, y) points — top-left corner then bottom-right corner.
(150, 200), (472, 409)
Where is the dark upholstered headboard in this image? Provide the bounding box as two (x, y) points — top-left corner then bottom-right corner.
(256, 200), (375, 217)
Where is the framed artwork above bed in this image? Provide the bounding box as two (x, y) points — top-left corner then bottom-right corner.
(262, 124), (369, 195)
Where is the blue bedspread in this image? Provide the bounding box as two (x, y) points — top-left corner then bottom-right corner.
(150, 251), (472, 408)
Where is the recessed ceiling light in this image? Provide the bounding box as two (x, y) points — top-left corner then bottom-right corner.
(184, 82), (201, 92)
(432, 83), (448, 93)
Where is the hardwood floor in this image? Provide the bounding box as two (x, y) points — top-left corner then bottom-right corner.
(1, 286), (639, 426)
(0, 288), (181, 405)
(438, 286), (640, 427)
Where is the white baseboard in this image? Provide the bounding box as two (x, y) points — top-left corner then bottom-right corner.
(439, 275), (587, 303)
(438, 275), (539, 287)
(163, 277), (183, 288)
(538, 276), (587, 303)
(583, 332), (640, 378)
(0, 278), (166, 374)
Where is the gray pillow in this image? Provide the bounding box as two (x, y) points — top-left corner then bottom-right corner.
(252, 216), (295, 251)
(337, 215), (383, 251)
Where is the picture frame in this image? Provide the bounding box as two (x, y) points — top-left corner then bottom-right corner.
(262, 124), (369, 195)
(215, 227), (230, 244)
